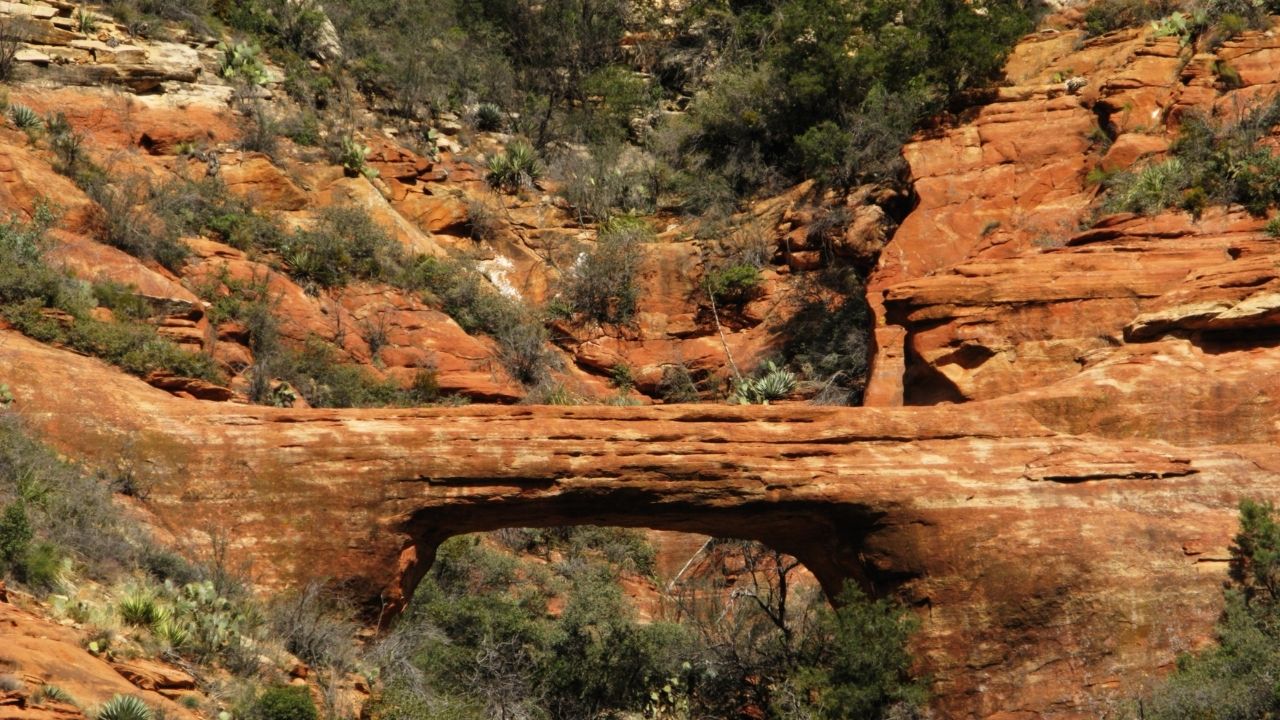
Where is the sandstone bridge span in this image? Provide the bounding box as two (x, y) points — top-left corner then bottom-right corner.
(6, 330), (1280, 716)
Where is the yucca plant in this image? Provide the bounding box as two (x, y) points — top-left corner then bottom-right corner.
(75, 8), (97, 34)
(10, 104), (40, 131)
(96, 695), (152, 720)
(118, 589), (160, 627)
(154, 613), (191, 651)
(475, 102), (504, 131)
(36, 685), (75, 705)
(487, 141), (542, 193)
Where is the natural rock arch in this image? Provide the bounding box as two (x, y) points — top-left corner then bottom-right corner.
(7, 330), (1280, 717)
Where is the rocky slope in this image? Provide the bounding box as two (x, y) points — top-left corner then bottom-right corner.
(5, 1), (1280, 718)
(0, 1), (867, 408)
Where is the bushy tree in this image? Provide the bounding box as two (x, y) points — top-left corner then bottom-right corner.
(1140, 500), (1280, 719)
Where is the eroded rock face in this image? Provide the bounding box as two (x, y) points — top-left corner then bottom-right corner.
(866, 23), (1280, 408)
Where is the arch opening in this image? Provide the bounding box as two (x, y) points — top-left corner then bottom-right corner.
(373, 523), (922, 720)
(385, 495), (894, 621)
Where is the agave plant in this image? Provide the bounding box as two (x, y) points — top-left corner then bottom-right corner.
(37, 685), (75, 705)
(474, 102), (504, 131)
(10, 104), (40, 131)
(96, 695), (152, 720)
(734, 361), (796, 404)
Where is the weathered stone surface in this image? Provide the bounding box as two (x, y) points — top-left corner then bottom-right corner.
(220, 154), (309, 211)
(107, 659), (196, 695)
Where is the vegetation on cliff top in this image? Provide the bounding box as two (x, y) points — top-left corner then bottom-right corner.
(1099, 94), (1280, 220)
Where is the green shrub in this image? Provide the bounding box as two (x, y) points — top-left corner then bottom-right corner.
(0, 205), (69, 310)
(0, 414), (142, 588)
(1139, 500), (1280, 718)
(554, 142), (659, 223)
(96, 696), (152, 720)
(0, 205), (221, 383)
(788, 583), (925, 719)
(269, 583), (357, 671)
(400, 255), (554, 386)
(659, 363), (699, 403)
(273, 337), (402, 408)
(1083, 0), (1180, 35)
(462, 197), (502, 241)
(239, 101), (281, 158)
(47, 113), (88, 179)
(1101, 158), (1189, 215)
(247, 687), (317, 720)
(7, 307), (223, 382)
(82, 177), (190, 271)
(573, 64), (655, 144)
(704, 263), (761, 306)
(0, 501), (33, 576)
(407, 367), (442, 404)
(563, 218), (648, 324)
(775, 269), (873, 406)
(281, 205), (402, 289)
(610, 363), (634, 391)
(1100, 96), (1280, 218)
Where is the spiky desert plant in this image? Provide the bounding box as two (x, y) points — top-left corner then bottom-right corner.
(486, 141), (542, 193)
(474, 102), (503, 131)
(154, 613), (191, 651)
(75, 8), (97, 34)
(118, 589), (160, 627)
(96, 695), (152, 720)
(735, 361), (796, 404)
(36, 685), (75, 705)
(9, 104), (39, 131)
